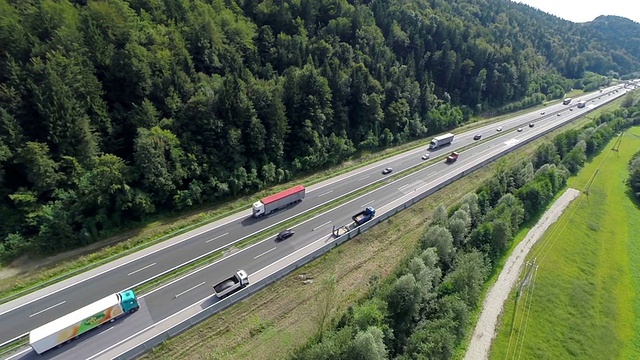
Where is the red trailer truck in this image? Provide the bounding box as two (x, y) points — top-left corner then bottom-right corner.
(252, 185), (306, 218)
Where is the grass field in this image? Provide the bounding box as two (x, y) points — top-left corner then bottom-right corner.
(489, 126), (640, 360)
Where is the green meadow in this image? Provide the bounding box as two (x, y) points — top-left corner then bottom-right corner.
(490, 126), (640, 360)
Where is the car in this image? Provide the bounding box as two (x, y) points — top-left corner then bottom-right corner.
(569, 108), (573, 111)
(540, 111), (545, 115)
(382, 167), (393, 174)
(529, 123), (534, 127)
(517, 127), (523, 132)
(557, 113), (561, 116)
(421, 154), (430, 160)
(496, 126), (503, 132)
(473, 134), (482, 140)
(276, 229), (295, 241)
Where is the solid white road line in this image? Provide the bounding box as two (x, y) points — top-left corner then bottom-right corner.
(312, 221), (331, 231)
(127, 263), (157, 277)
(205, 232), (229, 243)
(318, 190), (334, 197)
(174, 282), (206, 299)
(29, 301), (66, 318)
(254, 247), (277, 260)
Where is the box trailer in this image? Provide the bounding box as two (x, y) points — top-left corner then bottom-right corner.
(429, 133), (455, 149)
(29, 290), (139, 354)
(252, 185), (305, 218)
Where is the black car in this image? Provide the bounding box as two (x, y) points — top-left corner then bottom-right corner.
(529, 123), (534, 127)
(382, 167), (393, 174)
(473, 134), (482, 140)
(276, 229), (295, 241)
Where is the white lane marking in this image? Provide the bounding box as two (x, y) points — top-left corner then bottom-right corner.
(361, 200), (375, 207)
(358, 175), (370, 181)
(254, 247), (277, 260)
(206, 232), (229, 244)
(313, 221), (332, 231)
(127, 263), (157, 277)
(4, 348), (30, 360)
(318, 190), (334, 197)
(102, 326), (115, 333)
(174, 282), (206, 299)
(397, 183), (412, 191)
(29, 301), (66, 318)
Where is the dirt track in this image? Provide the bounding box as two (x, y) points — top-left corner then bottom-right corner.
(463, 188), (581, 360)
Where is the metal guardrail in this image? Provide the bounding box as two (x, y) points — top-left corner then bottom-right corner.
(110, 101), (607, 360)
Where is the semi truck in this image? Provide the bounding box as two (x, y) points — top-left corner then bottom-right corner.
(429, 133), (455, 149)
(252, 185), (305, 218)
(563, 97), (572, 105)
(353, 207), (376, 226)
(29, 290), (140, 354)
(213, 270), (249, 299)
(577, 100), (587, 108)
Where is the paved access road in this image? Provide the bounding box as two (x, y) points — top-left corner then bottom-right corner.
(0, 84), (630, 353)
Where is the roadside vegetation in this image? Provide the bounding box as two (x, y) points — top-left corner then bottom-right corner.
(140, 94), (640, 360)
(489, 125), (640, 360)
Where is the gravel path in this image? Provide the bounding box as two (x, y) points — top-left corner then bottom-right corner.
(463, 188), (581, 360)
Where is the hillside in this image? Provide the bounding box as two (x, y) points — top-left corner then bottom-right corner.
(0, 0), (638, 259)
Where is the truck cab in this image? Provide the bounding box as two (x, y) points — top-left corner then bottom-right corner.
(252, 201), (266, 217)
(118, 290), (140, 313)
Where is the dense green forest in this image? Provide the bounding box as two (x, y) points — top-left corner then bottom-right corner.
(0, 0), (638, 259)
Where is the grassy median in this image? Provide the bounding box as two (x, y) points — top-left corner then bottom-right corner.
(489, 126), (640, 360)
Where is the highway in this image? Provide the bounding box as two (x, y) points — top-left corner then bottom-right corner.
(0, 84), (632, 359)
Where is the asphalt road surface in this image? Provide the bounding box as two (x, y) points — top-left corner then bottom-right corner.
(1, 84), (632, 359)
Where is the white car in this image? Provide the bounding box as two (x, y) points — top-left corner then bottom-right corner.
(421, 154), (430, 160)
(517, 127), (523, 132)
(496, 126), (503, 132)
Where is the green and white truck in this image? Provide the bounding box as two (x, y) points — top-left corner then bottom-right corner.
(29, 290), (140, 354)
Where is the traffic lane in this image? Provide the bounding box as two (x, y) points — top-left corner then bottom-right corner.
(8, 298), (153, 360)
(1, 86), (624, 343)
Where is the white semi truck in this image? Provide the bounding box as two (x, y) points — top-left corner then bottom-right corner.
(252, 185), (305, 218)
(429, 133), (455, 149)
(29, 290), (140, 354)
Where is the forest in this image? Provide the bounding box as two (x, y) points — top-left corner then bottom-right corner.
(0, 0), (639, 259)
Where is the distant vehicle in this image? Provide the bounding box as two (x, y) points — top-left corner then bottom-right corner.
(473, 134), (482, 140)
(540, 111), (545, 115)
(529, 123), (535, 127)
(563, 98), (572, 105)
(569, 108), (573, 111)
(600, 89), (603, 93)
(213, 270), (249, 299)
(428, 133), (455, 149)
(421, 154), (430, 160)
(446, 152), (459, 163)
(557, 113), (562, 116)
(382, 167), (393, 174)
(353, 207), (376, 226)
(496, 126), (503, 132)
(517, 128), (523, 132)
(577, 100), (587, 108)
(276, 229), (294, 241)
(29, 290), (140, 354)
(253, 185), (305, 218)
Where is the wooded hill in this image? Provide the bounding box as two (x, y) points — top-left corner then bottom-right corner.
(0, 0), (638, 258)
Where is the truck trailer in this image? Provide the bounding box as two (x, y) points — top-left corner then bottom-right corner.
(252, 185), (305, 218)
(563, 97), (572, 105)
(213, 270), (249, 299)
(429, 133), (455, 149)
(577, 100), (587, 108)
(446, 151), (459, 163)
(352, 207), (376, 226)
(29, 290), (140, 354)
